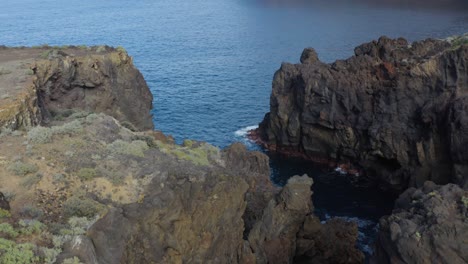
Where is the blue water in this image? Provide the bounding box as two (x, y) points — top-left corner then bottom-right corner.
(2, 0), (467, 258)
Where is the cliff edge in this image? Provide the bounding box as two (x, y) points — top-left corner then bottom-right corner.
(257, 34), (468, 192)
(0, 45), (154, 131)
(0, 46), (362, 264)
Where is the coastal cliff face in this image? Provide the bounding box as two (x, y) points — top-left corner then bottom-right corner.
(258, 35), (468, 192)
(0, 46), (362, 264)
(34, 47), (154, 131)
(0, 46), (153, 132)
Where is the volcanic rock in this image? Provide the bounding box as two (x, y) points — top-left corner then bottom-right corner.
(372, 181), (468, 264)
(258, 35), (468, 192)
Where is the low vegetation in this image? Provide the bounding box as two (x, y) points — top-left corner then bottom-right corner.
(7, 161), (39, 176)
(63, 196), (105, 218)
(107, 140), (149, 157)
(28, 120), (83, 144)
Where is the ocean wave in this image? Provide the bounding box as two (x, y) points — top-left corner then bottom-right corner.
(234, 125), (258, 137)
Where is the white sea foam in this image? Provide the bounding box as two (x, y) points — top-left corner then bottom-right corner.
(334, 167), (347, 175)
(234, 125), (258, 137)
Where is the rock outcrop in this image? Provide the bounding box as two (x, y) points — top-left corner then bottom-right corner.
(0, 192), (10, 211)
(295, 216), (364, 264)
(372, 181), (468, 264)
(248, 175), (313, 263)
(0, 46), (366, 264)
(0, 46), (154, 132)
(34, 47), (154, 131)
(257, 35), (468, 192)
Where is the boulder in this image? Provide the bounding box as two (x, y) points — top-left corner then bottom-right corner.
(248, 175), (313, 264)
(0, 192), (10, 211)
(295, 216), (364, 264)
(372, 181), (468, 264)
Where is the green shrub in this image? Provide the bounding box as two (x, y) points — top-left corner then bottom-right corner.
(0, 223), (19, 238)
(63, 256), (83, 264)
(40, 50), (52, 59)
(25, 69), (34, 75)
(19, 219), (44, 235)
(28, 126), (53, 144)
(7, 161), (39, 176)
(41, 246), (62, 264)
(21, 173), (42, 188)
(0, 209), (11, 219)
(60, 217), (94, 236)
(0, 68), (12, 75)
(107, 140), (149, 157)
(51, 120), (83, 135)
(462, 196), (468, 207)
(451, 37), (468, 49)
(182, 139), (194, 148)
(77, 168), (97, 181)
(63, 196), (103, 218)
(116, 46), (127, 53)
(19, 205), (43, 219)
(28, 121), (83, 144)
(0, 238), (38, 264)
(96, 46), (107, 53)
(0, 128), (12, 137)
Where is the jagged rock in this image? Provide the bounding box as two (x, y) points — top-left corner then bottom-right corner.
(295, 216), (364, 264)
(258, 36), (468, 192)
(0, 47), (153, 132)
(223, 143), (277, 234)
(87, 155), (251, 263)
(372, 181), (468, 264)
(34, 48), (154, 131)
(0, 192), (10, 211)
(300, 48), (320, 64)
(56, 235), (99, 264)
(248, 175), (313, 264)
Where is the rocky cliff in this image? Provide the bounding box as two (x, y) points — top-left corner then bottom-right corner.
(0, 46), (362, 264)
(257, 35), (468, 192)
(0, 46), (154, 132)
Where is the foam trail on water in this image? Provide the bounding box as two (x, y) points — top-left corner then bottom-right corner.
(233, 125), (261, 150)
(234, 125), (258, 137)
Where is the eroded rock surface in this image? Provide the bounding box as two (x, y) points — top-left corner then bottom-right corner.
(0, 46), (364, 264)
(34, 47), (154, 131)
(0, 46), (153, 132)
(295, 216), (364, 264)
(372, 182), (468, 264)
(258, 35), (468, 192)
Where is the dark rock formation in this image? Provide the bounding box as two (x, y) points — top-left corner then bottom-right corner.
(258, 36), (468, 192)
(0, 192), (10, 211)
(224, 143), (277, 234)
(34, 48), (154, 131)
(248, 175), (313, 263)
(88, 173), (313, 264)
(295, 216), (364, 264)
(57, 235), (99, 264)
(372, 181), (468, 264)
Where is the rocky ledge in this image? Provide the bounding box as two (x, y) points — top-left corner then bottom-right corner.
(0, 45), (153, 131)
(0, 46), (361, 263)
(256, 34), (468, 193)
(372, 182), (468, 264)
